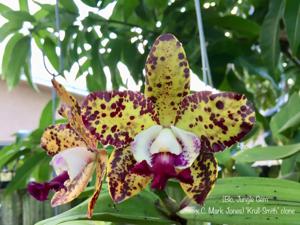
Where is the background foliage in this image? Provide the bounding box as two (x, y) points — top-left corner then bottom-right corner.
(1, 0), (300, 224)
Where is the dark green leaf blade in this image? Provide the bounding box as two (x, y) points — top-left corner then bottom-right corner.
(179, 177), (300, 225)
(233, 143), (300, 163)
(6, 35), (31, 89)
(259, 0), (285, 73)
(36, 190), (173, 225)
(284, 0), (300, 54)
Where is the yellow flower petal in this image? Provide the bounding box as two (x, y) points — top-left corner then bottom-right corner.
(52, 79), (97, 149)
(82, 91), (159, 148)
(176, 92), (255, 152)
(180, 153), (218, 204)
(87, 150), (107, 218)
(51, 160), (95, 207)
(41, 124), (86, 156)
(107, 148), (151, 203)
(144, 33), (190, 126)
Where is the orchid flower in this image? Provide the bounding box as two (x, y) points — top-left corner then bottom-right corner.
(27, 80), (107, 218)
(81, 34), (255, 205)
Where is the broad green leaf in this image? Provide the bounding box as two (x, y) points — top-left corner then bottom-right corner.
(6, 35), (30, 89)
(210, 15), (260, 38)
(270, 92), (300, 136)
(43, 37), (59, 71)
(284, 0), (300, 54)
(36, 190), (173, 225)
(58, 221), (109, 225)
(4, 151), (47, 195)
(2, 10), (35, 22)
(1, 33), (23, 79)
(0, 144), (30, 169)
(179, 177), (300, 225)
(0, 3), (12, 14)
(259, 0), (285, 73)
(39, 98), (59, 129)
(233, 143), (300, 163)
(0, 21), (23, 42)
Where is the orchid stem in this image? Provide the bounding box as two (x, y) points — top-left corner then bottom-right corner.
(154, 190), (187, 225)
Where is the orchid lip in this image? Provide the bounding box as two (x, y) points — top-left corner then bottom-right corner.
(131, 153), (193, 190)
(27, 171), (69, 201)
(131, 125), (201, 169)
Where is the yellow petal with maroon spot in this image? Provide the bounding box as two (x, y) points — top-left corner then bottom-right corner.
(107, 147), (151, 203)
(41, 124), (86, 156)
(82, 91), (159, 148)
(180, 153), (218, 204)
(175, 91), (255, 153)
(87, 150), (107, 218)
(52, 79), (97, 150)
(144, 33), (190, 126)
(51, 161), (95, 207)
(58, 104), (71, 119)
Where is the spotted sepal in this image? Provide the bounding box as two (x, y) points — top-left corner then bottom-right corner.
(51, 161), (95, 207)
(180, 153), (218, 204)
(87, 150), (107, 218)
(107, 147), (151, 203)
(52, 79), (97, 150)
(175, 91), (255, 153)
(144, 33), (190, 126)
(41, 124), (86, 156)
(82, 91), (159, 148)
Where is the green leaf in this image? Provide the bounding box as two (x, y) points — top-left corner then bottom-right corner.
(259, 0), (285, 73)
(4, 151), (47, 195)
(58, 221), (108, 225)
(19, 0), (29, 12)
(24, 54), (38, 91)
(179, 177), (300, 225)
(2, 10), (35, 22)
(0, 3), (12, 14)
(1, 33), (23, 79)
(89, 41), (106, 90)
(0, 144), (29, 169)
(81, 0), (99, 7)
(59, 0), (78, 14)
(0, 21), (23, 42)
(39, 98), (59, 129)
(44, 37), (59, 71)
(6, 35), (30, 89)
(284, 0), (300, 54)
(36, 190), (173, 225)
(270, 92), (300, 135)
(235, 163), (259, 177)
(210, 15), (261, 38)
(233, 143), (300, 163)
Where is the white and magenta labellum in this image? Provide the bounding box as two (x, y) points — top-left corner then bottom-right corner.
(27, 147), (95, 201)
(28, 171), (69, 201)
(51, 147), (95, 179)
(130, 125), (201, 190)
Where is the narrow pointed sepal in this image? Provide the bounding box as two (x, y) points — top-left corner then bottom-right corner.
(87, 150), (107, 218)
(52, 79), (97, 149)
